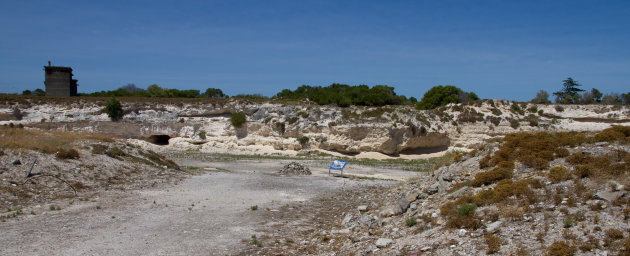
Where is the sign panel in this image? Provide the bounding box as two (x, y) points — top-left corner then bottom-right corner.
(329, 160), (348, 170)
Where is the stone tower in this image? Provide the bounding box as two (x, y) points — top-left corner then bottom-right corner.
(44, 62), (78, 96)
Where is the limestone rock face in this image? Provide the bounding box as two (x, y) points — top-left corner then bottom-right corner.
(2, 99), (628, 156)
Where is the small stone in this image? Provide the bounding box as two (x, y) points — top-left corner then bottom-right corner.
(375, 238), (393, 248)
(12, 160), (21, 165)
(458, 229), (467, 237)
(357, 205), (368, 212)
(342, 214), (354, 227)
(486, 221), (503, 233)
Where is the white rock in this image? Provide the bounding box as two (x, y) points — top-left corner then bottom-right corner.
(458, 229), (467, 237)
(357, 205), (368, 212)
(375, 238), (393, 248)
(486, 221), (503, 233)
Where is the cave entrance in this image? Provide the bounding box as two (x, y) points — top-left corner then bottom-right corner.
(147, 135), (171, 145)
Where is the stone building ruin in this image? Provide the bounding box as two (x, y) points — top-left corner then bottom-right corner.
(44, 61), (78, 96)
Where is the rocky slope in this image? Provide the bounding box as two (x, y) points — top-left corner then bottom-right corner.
(0, 127), (192, 217)
(1, 97), (628, 157)
(243, 127), (630, 255)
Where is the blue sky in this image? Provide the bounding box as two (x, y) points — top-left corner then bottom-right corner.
(1, 0), (629, 101)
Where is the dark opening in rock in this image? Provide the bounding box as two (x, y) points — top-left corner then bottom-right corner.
(147, 135), (170, 145)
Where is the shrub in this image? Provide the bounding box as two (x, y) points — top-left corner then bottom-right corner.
(555, 105), (565, 112)
(566, 152), (593, 165)
(510, 119), (520, 129)
(104, 97), (123, 121)
(479, 155), (492, 169)
(606, 228), (624, 240)
(485, 235), (502, 254)
(525, 114), (540, 127)
(548, 166), (570, 183)
(554, 147), (570, 158)
(91, 144), (108, 155)
(510, 103), (525, 115)
(532, 90), (551, 104)
(546, 241), (576, 256)
(594, 126), (630, 143)
(457, 204), (477, 216)
(405, 217), (417, 227)
(491, 108), (502, 116)
(297, 136), (309, 145)
(575, 164), (595, 178)
(56, 148), (79, 159)
(528, 106), (538, 113)
(472, 161), (514, 186)
(198, 131), (206, 140)
(492, 179), (536, 205)
(287, 116), (299, 125)
(231, 112), (246, 128)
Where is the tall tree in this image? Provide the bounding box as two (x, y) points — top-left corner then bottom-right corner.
(554, 77), (584, 104)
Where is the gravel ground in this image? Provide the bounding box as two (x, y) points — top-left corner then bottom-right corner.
(0, 159), (411, 255)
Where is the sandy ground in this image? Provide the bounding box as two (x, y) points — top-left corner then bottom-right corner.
(0, 159), (414, 255)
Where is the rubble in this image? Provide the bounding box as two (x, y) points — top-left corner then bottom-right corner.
(278, 162), (311, 175)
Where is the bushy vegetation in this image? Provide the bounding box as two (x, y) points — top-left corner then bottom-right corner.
(415, 85), (479, 110)
(275, 84), (413, 107)
(56, 148), (80, 159)
(104, 97), (123, 121)
(84, 84), (226, 99)
(231, 112), (246, 128)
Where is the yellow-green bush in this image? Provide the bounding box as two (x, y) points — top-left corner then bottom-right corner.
(548, 166), (571, 183)
(472, 161), (514, 186)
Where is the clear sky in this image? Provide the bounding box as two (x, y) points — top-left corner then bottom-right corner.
(1, 0), (629, 101)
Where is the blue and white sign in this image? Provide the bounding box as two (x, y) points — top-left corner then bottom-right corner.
(329, 160), (348, 170)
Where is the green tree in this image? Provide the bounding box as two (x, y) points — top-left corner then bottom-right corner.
(105, 97), (123, 121)
(531, 90), (551, 104)
(203, 88), (227, 98)
(622, 92), (630, 105)
(554, 77), (584, 104)
(34, 88), (45, 96)
(22, 90), (32, 95)
(415, 85), (477, 110)
(147, 84), (165, 97)
(601, 93), (622, 105)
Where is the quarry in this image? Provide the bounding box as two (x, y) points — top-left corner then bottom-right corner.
(1, 96), (630, 255)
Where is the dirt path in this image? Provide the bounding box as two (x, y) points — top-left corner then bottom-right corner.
(1, 159), (414, 255)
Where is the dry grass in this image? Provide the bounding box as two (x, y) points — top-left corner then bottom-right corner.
(548, 166), (570, 183)
(485, 234), (502, 254)
(546, 241), (576, 256)
(0, 127), (114, 154)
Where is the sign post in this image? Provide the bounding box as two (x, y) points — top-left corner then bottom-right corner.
(328, 160), (348, 176)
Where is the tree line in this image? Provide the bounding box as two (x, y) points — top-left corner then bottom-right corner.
(20, 77), (630, 109)
(531, 77), (630, 105)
